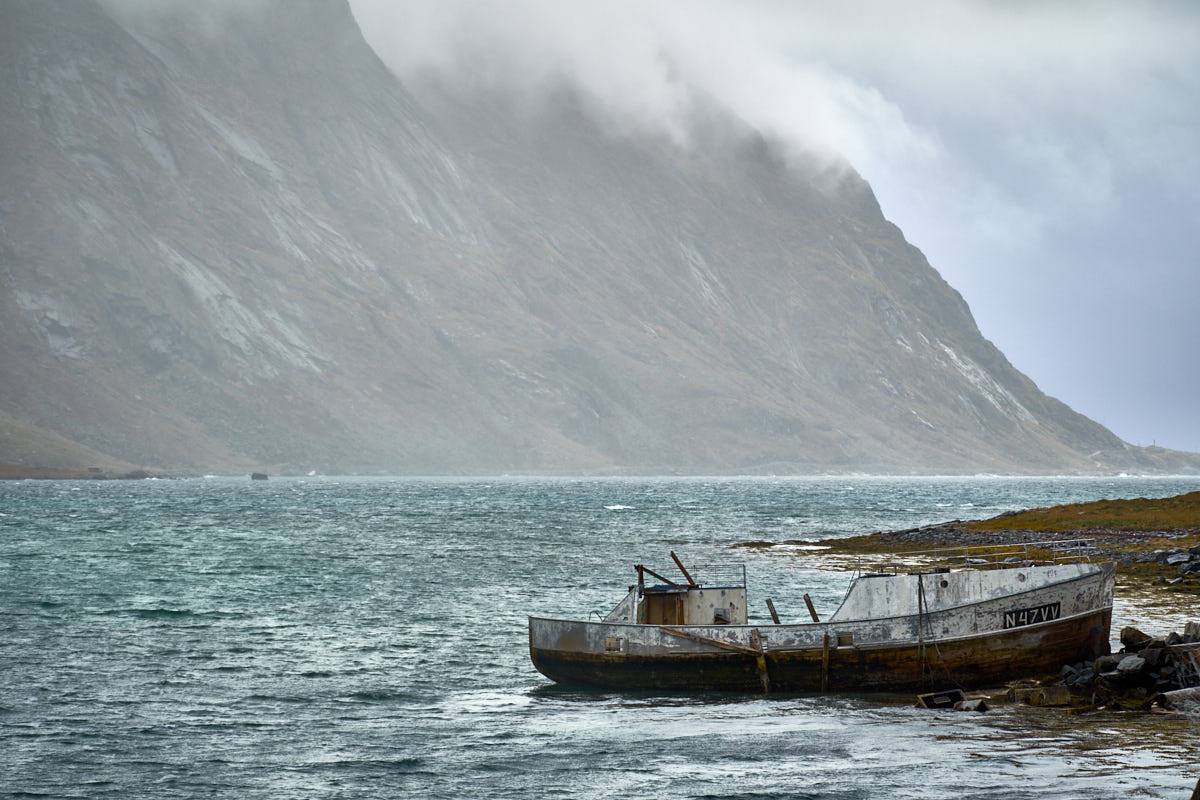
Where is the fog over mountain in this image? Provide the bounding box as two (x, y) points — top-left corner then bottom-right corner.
(1, 0), (1195, 475)
(353, 0), (1200, 454)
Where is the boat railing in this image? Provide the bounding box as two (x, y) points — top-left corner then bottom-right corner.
(855, 538), (1101, 576)
(685, 563), (747, 589)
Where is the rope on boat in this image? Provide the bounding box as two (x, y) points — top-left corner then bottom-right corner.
(916, 573), (967, 693)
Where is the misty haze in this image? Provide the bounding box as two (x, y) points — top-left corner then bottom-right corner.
(1, 0), (1197, 477)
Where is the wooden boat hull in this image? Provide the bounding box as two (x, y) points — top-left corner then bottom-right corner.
(529, 562), (1115, 692)
(530, 607), (1111, 692)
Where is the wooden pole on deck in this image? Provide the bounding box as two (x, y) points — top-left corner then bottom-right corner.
(765, 598), (781, 625)
(803, 593), (820, 623)
(669, 551), (698, 587)
(640, 565), (680, 587)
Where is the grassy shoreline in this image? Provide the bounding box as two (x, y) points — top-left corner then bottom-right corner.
(740, 491), (1200, 596)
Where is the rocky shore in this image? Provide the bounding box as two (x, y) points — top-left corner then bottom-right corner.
(994, 621), (1200, 714)
(795, 492), (1200, 596)
(855, 519), (1200, 591)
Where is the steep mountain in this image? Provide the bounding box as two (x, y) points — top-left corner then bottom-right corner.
(0, 0), (1193, 475)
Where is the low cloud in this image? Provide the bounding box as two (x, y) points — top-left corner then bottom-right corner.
(350, 0), (1200, 451)
(349, 0), (1197, 245)
(348, 0), (938, 174)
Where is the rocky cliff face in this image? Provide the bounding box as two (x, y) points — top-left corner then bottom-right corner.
(0, 0), (1192, 474)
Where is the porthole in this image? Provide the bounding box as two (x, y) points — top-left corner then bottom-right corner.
(939, 579), (949, 588)
(1017, 573), (1027, 582)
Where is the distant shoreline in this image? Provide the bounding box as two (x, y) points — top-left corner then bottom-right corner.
(4, 467), (1200, 481)
(736, 491), (1200, 596)
(0, 463), (164, 480)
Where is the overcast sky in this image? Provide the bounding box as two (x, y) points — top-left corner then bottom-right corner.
(350, 0), (1200, 454)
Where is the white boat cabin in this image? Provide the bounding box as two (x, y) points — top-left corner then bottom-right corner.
(603, 563), (748, 626)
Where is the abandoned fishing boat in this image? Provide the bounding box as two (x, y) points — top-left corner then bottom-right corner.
(529, 544), (1115, 692)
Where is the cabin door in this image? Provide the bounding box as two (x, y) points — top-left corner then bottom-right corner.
(642, 593), (684, 625)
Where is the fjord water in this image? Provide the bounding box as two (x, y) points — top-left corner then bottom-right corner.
(3, 476), (1198, 799)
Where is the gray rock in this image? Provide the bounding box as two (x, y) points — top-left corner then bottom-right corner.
(1117, 655), (1146, 674)
(1120, 626), (1153, 651)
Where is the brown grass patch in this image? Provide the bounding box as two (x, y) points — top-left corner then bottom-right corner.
(966, 491), (1200, 533)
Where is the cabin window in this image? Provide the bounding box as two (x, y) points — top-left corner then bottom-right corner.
(837, 632), (853, 647)
(713, 607), (731, 624)
(605, 637), (625, 652)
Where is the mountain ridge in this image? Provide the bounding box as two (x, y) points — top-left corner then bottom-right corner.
(1, 0), (1196, 476)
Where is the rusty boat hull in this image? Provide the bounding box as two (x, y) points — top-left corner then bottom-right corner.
(529, 561), (1115, 692)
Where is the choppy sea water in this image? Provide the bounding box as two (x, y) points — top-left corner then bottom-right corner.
(2, 475), (1198, 799)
